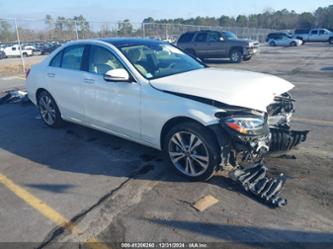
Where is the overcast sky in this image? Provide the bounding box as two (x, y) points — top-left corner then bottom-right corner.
(1, 0), (332, 23)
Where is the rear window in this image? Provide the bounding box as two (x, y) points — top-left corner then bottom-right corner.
(61, 45), (85, 70)
(50, 51), (62, 67)
(178, 33), (195, 43)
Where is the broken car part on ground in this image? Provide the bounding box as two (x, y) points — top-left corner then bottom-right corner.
(0, 90), (29, 105)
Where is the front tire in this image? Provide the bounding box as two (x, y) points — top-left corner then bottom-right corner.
(290, 41), (297, 47)
(37, 91), (63, 128)
(163, 122), (220, 181)
(329, 37), (333, 44)
(229, 49), (242, 63)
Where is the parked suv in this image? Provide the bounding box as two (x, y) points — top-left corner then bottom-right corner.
(177, 30), (259, 63)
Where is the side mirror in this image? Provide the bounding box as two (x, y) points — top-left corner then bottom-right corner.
(103, 69), (130, 82)
(219, 37), (224, 41)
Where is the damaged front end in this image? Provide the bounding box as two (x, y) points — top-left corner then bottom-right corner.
(267, 93), (309, 153)
(211, 92), (309, 207)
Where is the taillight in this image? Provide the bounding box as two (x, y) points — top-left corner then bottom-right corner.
(25, 68), (31, 79)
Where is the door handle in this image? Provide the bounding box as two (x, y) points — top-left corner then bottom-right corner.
(47, 73), (55, 78)
(84, 78), (95, 84)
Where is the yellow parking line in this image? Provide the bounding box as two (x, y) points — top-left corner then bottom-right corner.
(87, 237), (112, 249)
(0, 173), (111, 248)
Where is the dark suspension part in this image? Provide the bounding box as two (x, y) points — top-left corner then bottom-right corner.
(270, 128), (309, 152)
(229, 162), (287, 207)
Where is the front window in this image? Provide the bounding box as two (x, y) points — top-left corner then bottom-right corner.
(119, 43), (205, 79)
(88, 46), (124, 75)
(194, 32), (208, 42)
(207, 32), (221, 42)
(223, 32), (238, 40)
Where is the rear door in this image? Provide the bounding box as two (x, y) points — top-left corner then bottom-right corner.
(192, 32), (208, 58)
(81, 44), (141, 139)
(46, 45), (86, 122)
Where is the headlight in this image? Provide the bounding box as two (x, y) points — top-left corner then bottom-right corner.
(223, 116), (265, 135)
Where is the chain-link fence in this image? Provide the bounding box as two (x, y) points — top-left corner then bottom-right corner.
(142, 23), (275, 42)
(0, 18), (276, 75)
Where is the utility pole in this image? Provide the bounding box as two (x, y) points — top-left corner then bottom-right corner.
(142, 23), (145, 38)
(74, 20), (79, 40)
(14, 18), (26, 74)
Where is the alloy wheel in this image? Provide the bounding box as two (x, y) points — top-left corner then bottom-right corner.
(39, 95), (56, 125)
(168, 131), (209, 177)
(231, 51), (240, 62)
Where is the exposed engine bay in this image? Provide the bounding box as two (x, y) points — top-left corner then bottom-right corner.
(211, 92), (309, 207)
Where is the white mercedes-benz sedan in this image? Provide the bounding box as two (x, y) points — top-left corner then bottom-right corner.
(26, 38), (306, 182)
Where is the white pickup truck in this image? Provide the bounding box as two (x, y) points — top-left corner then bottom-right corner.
(294, 28), (333, 44)
(3, 44), (33, 57)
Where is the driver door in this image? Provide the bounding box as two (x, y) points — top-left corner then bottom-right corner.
(81, 45), (141, 139)
(206, 31), (225, 58)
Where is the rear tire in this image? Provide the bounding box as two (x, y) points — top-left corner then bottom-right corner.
(229, 49), (242, 63)
(329, 37), (333, 44)
(37, 91), (63, 128)
(163, 122), (220, 181)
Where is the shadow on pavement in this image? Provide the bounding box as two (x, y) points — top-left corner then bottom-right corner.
(0, 103), (276, 206)
(147, 219), (333, 247)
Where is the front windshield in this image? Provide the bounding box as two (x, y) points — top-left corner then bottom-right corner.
(223, 31), (238, 40)
(119, 43), (205, 79)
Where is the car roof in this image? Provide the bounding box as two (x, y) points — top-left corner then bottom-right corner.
(181, 30), (221, 34)
(99, 38), (166, 48)
(268, 32), (289, 35)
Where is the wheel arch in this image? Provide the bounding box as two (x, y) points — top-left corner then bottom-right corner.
(36, 88), (49, 105)
(35, 88), (61, 114)
(230, 46), (243, 55)
(160, 116), (218, 150)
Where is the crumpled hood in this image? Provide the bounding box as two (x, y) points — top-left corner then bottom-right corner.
(150, 68), (294, 112)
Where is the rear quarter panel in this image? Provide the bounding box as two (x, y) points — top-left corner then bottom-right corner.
(26, 63), (48, 105)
